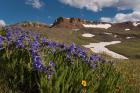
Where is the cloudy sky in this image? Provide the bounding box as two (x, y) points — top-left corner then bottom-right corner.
(0, 0), (140, 25)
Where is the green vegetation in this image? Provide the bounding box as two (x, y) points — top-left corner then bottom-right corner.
(106, 39), (140, 59)
(0, 28), (130, 93)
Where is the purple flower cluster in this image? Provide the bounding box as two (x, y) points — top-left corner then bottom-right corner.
(0, 35), (5, 50)
(0, 27), (108, 78)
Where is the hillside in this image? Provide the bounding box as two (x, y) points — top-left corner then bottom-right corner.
(1, 17), (140, 92)
(7, 17), (140, 59)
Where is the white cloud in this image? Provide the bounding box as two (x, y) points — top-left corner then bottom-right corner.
(59, 0), (118, 12)
(26, 0), (44, 9)
(59, 0), (140, 12)
(101, 11), (140, 23)
(100, 17), (112, 23)
(0, 20), (6, 27)
(114, 0), (140, 11)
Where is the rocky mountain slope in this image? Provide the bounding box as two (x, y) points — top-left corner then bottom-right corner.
(9, 17), (140, 31)
(50, 17), (140, 30)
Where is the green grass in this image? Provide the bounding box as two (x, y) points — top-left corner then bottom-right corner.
(5, 26), (140, 93)
(105, 39), (140, 93)
(106, 39), (140, 59)
(0, 28), (131, 93)
(0, 44), (129, 93)
(116, 59), (140, 93)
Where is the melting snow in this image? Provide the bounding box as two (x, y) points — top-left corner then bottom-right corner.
(66, 18), (70, 19)
(82, 33), (95, 37)
(72, 29), (80, 31)
(104, 32), (112, 35)
(83, 41), (128, 59)
(114, 35), (118, 38)
(133, 22), (140, 26)
(125, 29), (130, 31)
(83, 24), (111, 29)
(126, 37), (134, 39)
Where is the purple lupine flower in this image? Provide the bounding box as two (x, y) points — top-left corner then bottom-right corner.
(41, 37), (47, 43)
(30, 40), (40, 49)
(42, 67), (49, 73)
(85, 58), (90, 64)
(0, 35), (5, 44)
(90, 54), (100, 62)
(79, 52), (87, 59)
(15, 38), (25, 49)
(0, 35), (4, 50)
(47, 41), (56, 48)
(48, 74), (52, 79)
(51, 48), (56, 54)
(57, 43), (66, 49)
(49, 61), (55, 67)
(33, 34), (39, 41)
(90, 64), (97, 69)
(6, 31), (12, 41)
(69, 43), (76, 53)
(32, 56), (43, 70)
(29, 48), (38, 57)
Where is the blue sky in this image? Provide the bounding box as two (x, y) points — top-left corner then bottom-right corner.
(0, 0), (139, 25)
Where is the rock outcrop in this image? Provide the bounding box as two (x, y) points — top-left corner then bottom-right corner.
(51, 17), (88, 28)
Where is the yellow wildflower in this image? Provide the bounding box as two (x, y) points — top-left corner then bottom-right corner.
(81, 80), (87, 87)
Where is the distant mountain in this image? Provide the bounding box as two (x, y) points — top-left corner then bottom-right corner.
(7, 17), (140, 31)
(51, 17), (140, 30)
(11, 21), (49, 28)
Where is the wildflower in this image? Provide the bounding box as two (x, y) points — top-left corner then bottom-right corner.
(81, 80), (87, 87)
(30, 40), (40, 49)
(6, 31), (13, 41)
(90, 64), (97, 69)
(90, 54), (100, 62)
(0, 35), (5, 46)
(48, 74), (52, 79)
(57, 43), (66, 49)
(41, 37), (47, 43)
(49, 61), (55, 67)
(33, 34), (39, 41)
(32, 56), (45, 71)
(69, 43), (76, 53)
(47, 41), (56, 48)
(15, 38), (25, 49)
(51, 48), (56, 54)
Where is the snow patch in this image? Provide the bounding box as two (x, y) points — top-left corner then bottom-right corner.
(104, 32), (112, 35)
(126, 37), (134, 39)
(82, 33), (95, 37)
(83, 41), (128, 59)
(72, 29), (80, 31)
(114, 35), (118, 38)
(83, 24), (111, 29)
(133, 22), (140, 26)
(66, 18), (70, 19)
(125, 29), (130, 31)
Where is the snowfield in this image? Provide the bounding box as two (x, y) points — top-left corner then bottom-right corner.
(104, 32), (112, 35)
(83, 41), (128, 59)
(133, 22), (140, 27)
(126, 37), (134, 39)
(82, 33), (95, 37)
(125, 29), (130, 31)
(72, 29), (80, 31)
(83, 24), (111, 29)
(114, 35), (118, 38)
